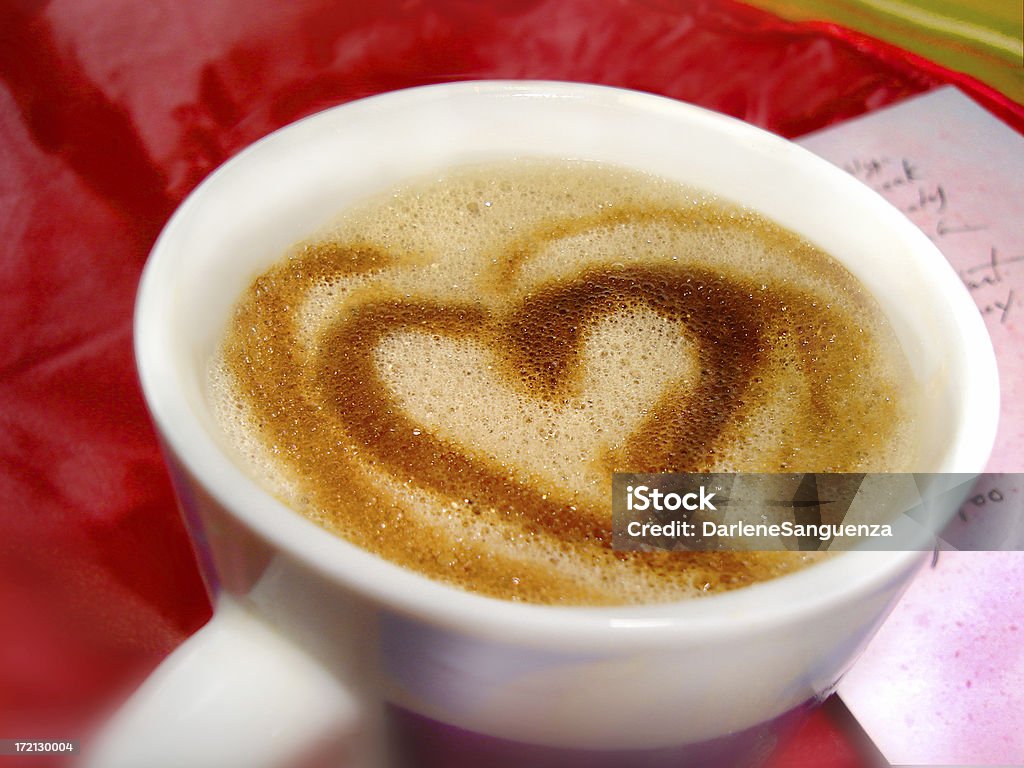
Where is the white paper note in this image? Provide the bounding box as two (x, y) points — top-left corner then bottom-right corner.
(797, 86), (1024, 766)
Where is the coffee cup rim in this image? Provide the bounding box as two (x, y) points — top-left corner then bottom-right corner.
(135, 80), (998, 646)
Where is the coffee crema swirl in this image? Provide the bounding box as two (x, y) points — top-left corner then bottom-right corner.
(210, 161), (919, 605)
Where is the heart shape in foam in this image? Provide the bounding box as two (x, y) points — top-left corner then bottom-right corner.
(217, 201), (906, 602)
(315, 263), (772, 539)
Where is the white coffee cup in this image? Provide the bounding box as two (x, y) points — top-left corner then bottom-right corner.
(89, 81), (999, 768)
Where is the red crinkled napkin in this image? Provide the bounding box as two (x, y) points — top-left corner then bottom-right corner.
(1, 1), (1020, 765)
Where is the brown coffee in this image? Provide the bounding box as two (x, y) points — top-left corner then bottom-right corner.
(209, 160), (919, 605)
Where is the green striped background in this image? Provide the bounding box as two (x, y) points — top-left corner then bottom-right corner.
(743, 0), (1023, 104)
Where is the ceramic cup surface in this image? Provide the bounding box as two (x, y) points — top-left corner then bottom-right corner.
(115, 81), (999, 768)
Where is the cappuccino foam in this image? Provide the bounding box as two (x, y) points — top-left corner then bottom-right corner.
(209, 160), (919, 605)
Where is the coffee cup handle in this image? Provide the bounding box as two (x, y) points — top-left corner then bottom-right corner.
(82, 597), (362, 768)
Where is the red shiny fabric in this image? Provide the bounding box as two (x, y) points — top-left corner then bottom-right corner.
(1, 1), (1020, 765)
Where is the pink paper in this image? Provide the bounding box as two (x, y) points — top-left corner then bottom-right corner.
(798, 87), (1024, 766)
(838, 551), (1024, 765)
